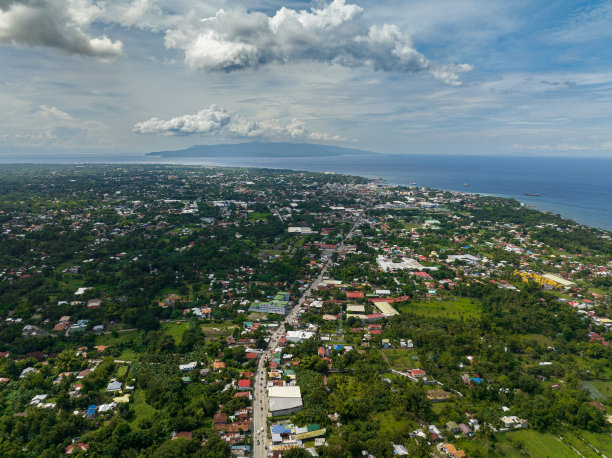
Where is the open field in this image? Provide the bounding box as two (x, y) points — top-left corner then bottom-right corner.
(95, 329), (139, 346)
(201, 323), (237, 340)
(162, 321), (189, 344)
(374, 410), (415, 438)
(520, 333), (555, 348)
(399, 297), (481, 320)
(459, 430), (592, 457)
(129, 389), (157, 424)
(590, 379), (612, 399)
(382, 349), (420, 371)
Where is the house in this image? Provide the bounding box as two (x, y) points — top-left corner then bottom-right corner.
(53, 322), (69, 332)
(438, 443), (467, 458)
(85, 405), (97, 418)
(213, 359), (226, 370)
(458, 423), (473, 437)
(106, 381), (122, 392)
(446, 421), (460, 433)
(500, 416), (528, 429)
(66, 443), (89, 454)
(77, 368), (91, 379)
(407, 369), (426, 378)
(19, 367), (36, 378)
(238, 379), (252, 390)
(172, 431), (192, 440)
(179, 362), (197, 371)
(214, 411), (227, 425)
(87, 299), (102, 309)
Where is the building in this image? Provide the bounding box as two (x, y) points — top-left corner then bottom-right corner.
(288, 227), (317, 235)
(286, 330), (316, 343)
(268, 386), (303, 416)
(373, 301), (399, 317)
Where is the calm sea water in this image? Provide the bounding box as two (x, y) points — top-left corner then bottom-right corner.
(1, 153), (611, 231)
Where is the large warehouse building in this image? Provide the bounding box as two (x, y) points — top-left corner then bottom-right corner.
(268, 386), (303, 416)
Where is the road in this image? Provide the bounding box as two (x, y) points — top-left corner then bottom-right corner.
(251, 208), (367, 457)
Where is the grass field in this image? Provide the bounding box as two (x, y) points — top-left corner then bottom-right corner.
(162, 321), (189, 344)
(577, 430), (612, 456)
(95, 329), (139, 346)
(382, 349), (420, 371)
(201, 323), (236, 340)
(117, 348), (138, 362)
(116, 365), (127, 378)
(399, 297), (481, 320)
(459, 430), (589, 457)
(374, 410), (415, 438)
(248, 212), (271, 221)
(130, 389), (157, 424)
(590, 379), (612, 399)
(521, 333), (555, 348)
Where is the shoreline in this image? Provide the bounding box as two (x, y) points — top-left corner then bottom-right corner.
(1, 158), (611, 232)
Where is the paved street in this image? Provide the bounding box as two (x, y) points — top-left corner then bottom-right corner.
(251, 209), (366, 457)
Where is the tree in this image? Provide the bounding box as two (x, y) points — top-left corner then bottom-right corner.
(284, 448), (311, 458)
(199, 435), (230, 457)
(136, 313), (160, 331)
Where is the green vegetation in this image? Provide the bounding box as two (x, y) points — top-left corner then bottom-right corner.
(399, 297), (482, 320)
(0, 165), (610, 456)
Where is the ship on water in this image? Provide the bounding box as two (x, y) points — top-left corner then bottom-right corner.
(524, 193), (540, 197)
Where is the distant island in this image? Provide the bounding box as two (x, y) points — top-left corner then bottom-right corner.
(146, 142), (376, 158)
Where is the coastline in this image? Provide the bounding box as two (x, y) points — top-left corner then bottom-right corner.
(1, 153), (611, 231)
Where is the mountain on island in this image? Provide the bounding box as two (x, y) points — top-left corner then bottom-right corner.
(146, 142), (376, 158)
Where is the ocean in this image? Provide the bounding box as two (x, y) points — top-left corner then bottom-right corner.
(1, 152), (611, 231)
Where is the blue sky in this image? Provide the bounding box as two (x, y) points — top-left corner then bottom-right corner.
(1, 0), (612, 156)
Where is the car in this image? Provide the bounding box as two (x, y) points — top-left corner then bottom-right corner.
(257, 440), (260, 445)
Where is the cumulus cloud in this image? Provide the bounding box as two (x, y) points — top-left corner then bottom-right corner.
(38, 105), (73, 121)
(133, 105), (347, 141)
(164, 0), (472, 85)
(0, 0), (123, 58)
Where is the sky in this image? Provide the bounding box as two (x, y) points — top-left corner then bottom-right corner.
(1, 0), (612, 156)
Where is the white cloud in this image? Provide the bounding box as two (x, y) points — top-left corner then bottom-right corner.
(38, 105), (73, 121)
(133, 104), (347, 141)
(0, 0), (123, 58)
(164, 0), (472, 85)
(512, 143), (589, 152)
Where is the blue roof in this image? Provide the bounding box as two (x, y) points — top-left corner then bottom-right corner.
(469, 377), (483, 384)
(271, 425), (291, 434)
(333, 344), (344, 351)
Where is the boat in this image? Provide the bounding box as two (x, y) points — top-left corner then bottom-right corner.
(524, 193), (540, 197)
(463, 183), (469, 186)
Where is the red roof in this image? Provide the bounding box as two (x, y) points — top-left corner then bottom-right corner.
(238, 379), (251, 388)
(245, 352), (258, 359)
(347, 291), (364, 299)
(234, 391), (251, 398)
(415, 271), (432, 278)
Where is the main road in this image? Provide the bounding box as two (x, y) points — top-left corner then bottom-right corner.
(251, 208), (368, 457)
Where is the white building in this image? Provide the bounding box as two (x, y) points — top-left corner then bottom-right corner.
(268, 386), (303, 416)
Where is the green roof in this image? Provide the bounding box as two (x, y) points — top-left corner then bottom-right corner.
(296, 428), (326, 440)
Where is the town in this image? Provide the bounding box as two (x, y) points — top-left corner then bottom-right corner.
(0, 164), (610, 457)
